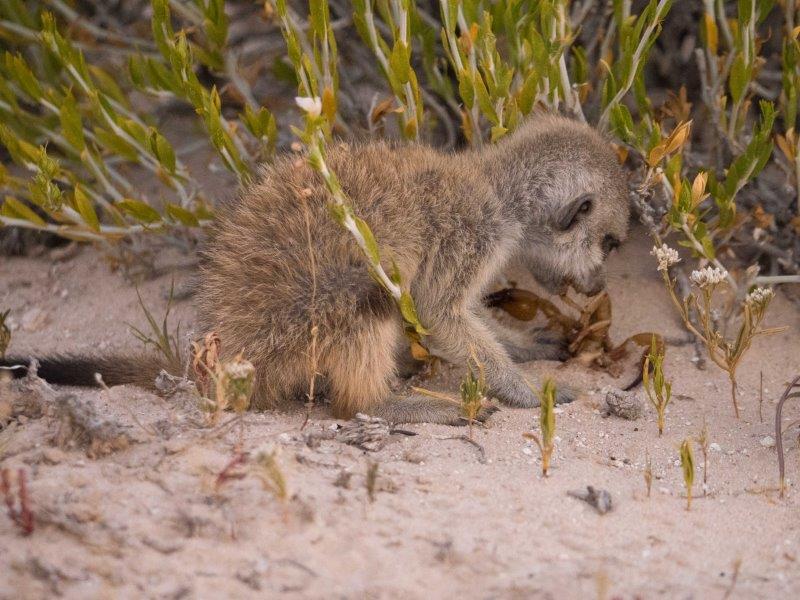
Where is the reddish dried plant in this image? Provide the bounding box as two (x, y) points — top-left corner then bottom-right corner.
(1, 468), (34, 536)
(191, 332), (221, 397)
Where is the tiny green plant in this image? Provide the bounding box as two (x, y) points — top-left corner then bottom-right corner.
(366, 460), (379, 503)
(775, 375), (800, 498)
(680, 438), (695, 510)
(460, 356), (487, 439)
(253, 445), (288, 502)
(128, 282), (182, 375)
(523, 379), (556, 477)
(644, 451), (653, 498)
(652, 244), (785, 418)
(0, 309), (10, 359)
(197, 353), (256, 428)
(642, 335), (671, 436)
(697, 418), (710, 495)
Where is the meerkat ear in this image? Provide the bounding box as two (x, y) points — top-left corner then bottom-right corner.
(556, 193), (593, 231)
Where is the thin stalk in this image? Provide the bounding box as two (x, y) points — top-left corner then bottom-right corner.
(776, 375), (800, 497)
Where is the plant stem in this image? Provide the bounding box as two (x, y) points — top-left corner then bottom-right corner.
(729, 372), (740, 419)
(775, 375), (800, 498)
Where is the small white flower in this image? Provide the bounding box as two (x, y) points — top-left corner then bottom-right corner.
(650, 244), (681, 272)
(295, 96), (322, 118)
(689, 266), (728, 288)
(222, 358), (255, 381)
(745, 287), (774, 307)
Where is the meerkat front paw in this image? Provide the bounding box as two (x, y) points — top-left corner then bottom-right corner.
(528, 328), (570, 361)
(554, 385), (578, 404)
(489, 374), (540, 408)
(501, 328), (570, 363)
(492, 378), (578, 407)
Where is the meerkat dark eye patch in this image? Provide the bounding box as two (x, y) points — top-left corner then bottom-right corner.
(556, 194), (594, 231)
(602, 234), (620, 255)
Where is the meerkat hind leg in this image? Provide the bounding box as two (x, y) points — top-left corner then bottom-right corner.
(369, 394), (498, 425)
(323, 317), (495, 424)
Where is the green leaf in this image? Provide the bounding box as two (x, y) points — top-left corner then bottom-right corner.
(73, 185), (99, 231)
(389, 41), (411, 85)
(149, 129), (176, 173)
(399, 290), (428, 335)
(165, 203), (200, 227)
(59, 91), (85, 152)
(474, 74), (498, 125)
(89, 65), (128, 106)
(93, 127), (139, 161)
(490, 125), (508, 142)
(458, 69), (475, 109)
(517, 70), (538, 115)
(729, 52), (750, 103)
(354, 216), (381, 264)
(5, 53), (42, 100)
(2, 196), (46, 226)
(116, 199), (162, 224)
(610, 104), (635, 142)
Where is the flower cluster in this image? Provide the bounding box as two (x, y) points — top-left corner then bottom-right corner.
(218, 356), (256, 413)
(689, 266), (728, 288)
(651, 244), (681, 272)
(745, 287), (774, 308)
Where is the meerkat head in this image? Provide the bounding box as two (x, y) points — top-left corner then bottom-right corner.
(486, 114), (631, 296)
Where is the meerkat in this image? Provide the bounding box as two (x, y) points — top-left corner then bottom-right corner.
(2, 113), (630, 425)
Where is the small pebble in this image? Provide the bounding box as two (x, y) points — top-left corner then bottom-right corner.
(602, 387), (643, 420)
(760, 436), (775, 448)
(41, 447), (66, 464)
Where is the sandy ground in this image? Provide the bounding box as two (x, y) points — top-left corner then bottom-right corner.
(1, 227), (799, 599)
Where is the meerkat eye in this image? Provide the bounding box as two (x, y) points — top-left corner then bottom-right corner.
(556, 194), (594, 231)
(602, 234), (620, 255)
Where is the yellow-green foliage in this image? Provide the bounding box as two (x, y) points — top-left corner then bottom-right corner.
(254, 445), (289, 502)
(523, 378), (557, 476)
(642, 335), (671, 436)
(0, 309), (9, 359)
(460, 358), (487, 437)
(680, 438), (695, 510)
(0, 0), (275, 241)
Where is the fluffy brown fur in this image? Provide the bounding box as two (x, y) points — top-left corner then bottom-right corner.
(195, 113), (629, 423)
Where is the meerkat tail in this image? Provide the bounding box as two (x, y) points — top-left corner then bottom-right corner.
(0, 353), (173, 389)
